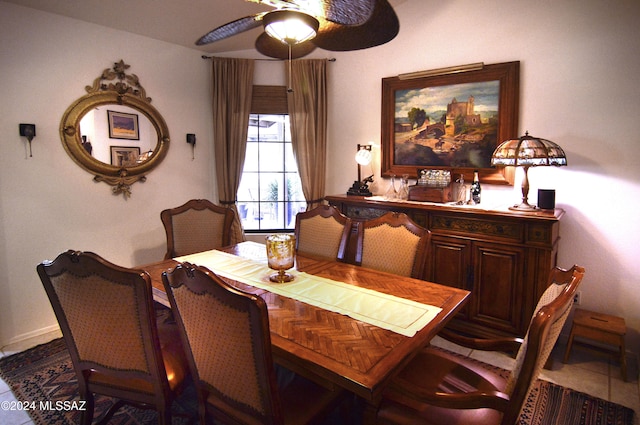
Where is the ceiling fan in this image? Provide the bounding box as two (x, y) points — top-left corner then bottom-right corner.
(196, 0), (399, 59)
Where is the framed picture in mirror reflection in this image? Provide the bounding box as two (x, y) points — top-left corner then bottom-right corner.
(110, 146), (141, 167)
(108, 110), (139, 140)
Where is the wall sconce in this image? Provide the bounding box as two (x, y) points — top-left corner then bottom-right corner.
(491, 131), (567, 211)
(347, 144), (373, 197)
(137, 150), (154, 163)
(186, 133), (196, 159)
(19, 123), (36, 157)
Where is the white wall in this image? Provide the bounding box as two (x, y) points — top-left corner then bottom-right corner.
(0, 2), (215, 345)
(2, 0), (640, 356)
(324, 0), (640, 351)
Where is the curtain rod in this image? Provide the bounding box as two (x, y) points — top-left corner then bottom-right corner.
(201, 55), (336, 62)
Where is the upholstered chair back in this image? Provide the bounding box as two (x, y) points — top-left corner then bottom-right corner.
(161, 199), (234, 259)
(355, 212), (430, 279)
(295, 204), (352, 261)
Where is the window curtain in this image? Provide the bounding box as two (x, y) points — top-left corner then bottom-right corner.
(287, 59), (328, 210)
(212, 57), (254, 243)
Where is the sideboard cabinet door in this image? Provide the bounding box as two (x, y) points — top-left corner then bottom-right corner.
(429, 236), (525, 337)
(428, 235), (472, 318)
(469, 241), (525, 336)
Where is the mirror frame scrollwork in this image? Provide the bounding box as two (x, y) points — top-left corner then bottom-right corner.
(60, 60), (170, 198)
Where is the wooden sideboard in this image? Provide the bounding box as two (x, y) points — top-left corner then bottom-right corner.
(325, 194), (564, 339)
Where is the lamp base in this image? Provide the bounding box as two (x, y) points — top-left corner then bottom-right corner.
(509, 202), (538, 212)
(347, 188), (373, 196)
(347, 181), (372, 197)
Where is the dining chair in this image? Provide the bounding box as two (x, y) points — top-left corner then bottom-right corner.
(161, 198), (235, 259)
(162, 262), (348, 425)
(354, 212), (430, 279)
(36, 250), (189, 425)
(294, 204), (353, 261)
(374, 264), (585, 425)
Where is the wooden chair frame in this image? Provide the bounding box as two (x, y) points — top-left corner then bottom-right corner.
(163, 262), (347, 425)
(161, 199), (235, 259)
(376, 265), (585, 425)
(37, 250), (188, 425)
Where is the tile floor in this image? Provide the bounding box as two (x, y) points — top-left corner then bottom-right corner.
(0, 331), (638, 424)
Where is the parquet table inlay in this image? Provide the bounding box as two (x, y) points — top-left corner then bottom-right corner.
(139, 241), (469, 420)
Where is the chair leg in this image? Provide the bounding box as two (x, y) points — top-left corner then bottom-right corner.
(563, 327), (576, 363)
(195, 388), (209, 425)
(158, 406), (171, 425)
(620, 339), (628, 381)
(80, 392), (94, 425)
(199, 401), (207, 425)
(96, 400), (126, 425)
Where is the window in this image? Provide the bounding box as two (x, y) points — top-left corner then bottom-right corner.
(237, 114), (306, 231)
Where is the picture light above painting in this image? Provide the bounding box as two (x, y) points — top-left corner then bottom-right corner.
(381, 61), (520, 185)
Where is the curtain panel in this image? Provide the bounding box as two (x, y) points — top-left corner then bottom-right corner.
(287, 59), (328, 210)
(211, 57), (255, 243)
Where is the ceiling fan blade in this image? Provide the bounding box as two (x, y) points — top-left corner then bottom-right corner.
(246, 0), (375, 26)
(322, 0), (376, 25)
(313, 0), (399, 51)
(196, 13), (267, 45)
(255, 32), (317, 59)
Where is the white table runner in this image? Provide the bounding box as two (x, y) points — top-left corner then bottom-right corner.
(176, 250), (442, 337)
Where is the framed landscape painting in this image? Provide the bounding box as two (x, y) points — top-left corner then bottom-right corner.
(381, 61), (519, 184)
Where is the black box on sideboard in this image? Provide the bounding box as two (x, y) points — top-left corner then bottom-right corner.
(538, 189), (556, 210)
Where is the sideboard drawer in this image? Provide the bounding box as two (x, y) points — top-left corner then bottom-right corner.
(345, 205), (388, 220)
(430, 214), (524, 243)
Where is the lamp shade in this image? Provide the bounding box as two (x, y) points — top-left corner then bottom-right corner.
(264, 10), (319, 45)
(491, 132), (567, 167)
(355, 146), (373, 166)
(491, 132), (567, 211)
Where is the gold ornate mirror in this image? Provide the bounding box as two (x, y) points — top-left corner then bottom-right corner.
(60, 60), (170, 198)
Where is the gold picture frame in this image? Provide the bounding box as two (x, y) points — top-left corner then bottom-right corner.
(381, 61), (519, 184)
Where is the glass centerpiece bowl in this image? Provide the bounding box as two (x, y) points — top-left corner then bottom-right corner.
(265, 234), (296, 283)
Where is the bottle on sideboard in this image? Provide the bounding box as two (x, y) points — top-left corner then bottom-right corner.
(470, 170), (481, 204)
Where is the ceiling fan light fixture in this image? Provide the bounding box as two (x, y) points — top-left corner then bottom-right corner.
(263, 10), (319, 45)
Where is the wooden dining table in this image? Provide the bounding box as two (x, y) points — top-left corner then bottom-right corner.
(140, 241), (469, 422)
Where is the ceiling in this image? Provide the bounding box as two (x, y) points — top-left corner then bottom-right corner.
(4, 0), (405, 56)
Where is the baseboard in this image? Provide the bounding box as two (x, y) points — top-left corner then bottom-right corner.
(1, 324), (62, 352)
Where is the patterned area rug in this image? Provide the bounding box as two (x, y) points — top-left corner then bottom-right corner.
(523, 379), (635, 425)
(0, 338), (195, 424)
(0, 338), (635, 424)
